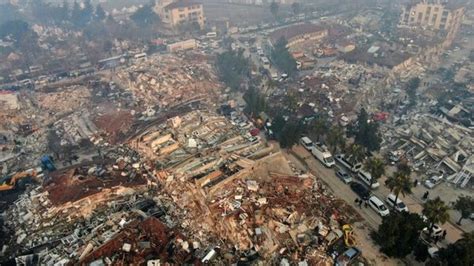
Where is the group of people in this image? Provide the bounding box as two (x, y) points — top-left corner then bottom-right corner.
(354, 198), (367, 208)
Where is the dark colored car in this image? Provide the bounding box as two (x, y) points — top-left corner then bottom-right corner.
(335, 247), (361, 266)
(350, 182), (370, 200)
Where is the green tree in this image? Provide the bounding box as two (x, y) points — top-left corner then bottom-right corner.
(0, 4), (22, 25)
(453, 195), (474, 225)
(311, 116), (329, 141)
(291, 2), (301, 15)
(371, 212), (427, 258)
(279, 120), (302, 148)
(216, 49), (250, 90)
(130, 4), (160, 27)
(0, 20), (30, 43)
(326, 126), (345, 154)
(244, 87), (266, 116)
(271, 114), (286, 136)
(60, 0), (70, 21)
(354, 108), (381, 152)
(385, 171), (412, 209)
(270, 1), (279, 19)
(406, 77), (420, 107)
(71, 1), (82, 26)
(347, 144), (365, 165)
(95, 4), (106, 21)
(396, 161), (411, 177)
(364, 157), (385, 190)
(433, 232), (474, 266)
(82, 0), (94, 24)
(422, 197), (450, 234)
(271, 37), (296, 76)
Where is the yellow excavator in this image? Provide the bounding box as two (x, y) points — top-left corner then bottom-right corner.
(343, 224), (356, 247)
(0, 169), (39, 192)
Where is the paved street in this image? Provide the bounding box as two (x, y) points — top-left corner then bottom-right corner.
(285, 145), (401, 265)
(288, 145), (465, 246)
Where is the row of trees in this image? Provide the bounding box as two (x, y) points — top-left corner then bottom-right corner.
(130, 3), (161, 27)
(269, 1), (303, 20)
(30, 0), (107, 27)
(370, 160), (474, 264)
(374, 195), (474, 265)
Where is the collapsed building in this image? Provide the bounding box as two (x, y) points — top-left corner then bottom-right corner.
(1, 109), (363, 264)
(383, 113), (473, 188)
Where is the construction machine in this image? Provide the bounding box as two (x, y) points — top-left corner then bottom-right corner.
(0, 169), (39, 192)
(40, 155), (56, 171)
(343, 224), (356, 247)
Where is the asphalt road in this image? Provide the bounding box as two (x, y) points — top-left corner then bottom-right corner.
(290, 145), (382, 229)
(289, 145), (463, 246)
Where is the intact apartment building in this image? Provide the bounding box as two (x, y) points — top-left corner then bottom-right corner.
(269, 24), (328, 48)
(400, 0), (465, 31)
(154, 0), (205, 29)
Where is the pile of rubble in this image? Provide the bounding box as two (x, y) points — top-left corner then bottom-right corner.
(127, 111), (361, 264)
(114, 54), (222, 109)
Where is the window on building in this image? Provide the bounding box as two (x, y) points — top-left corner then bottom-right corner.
(179, 14), (186, 18)
(427, 6), (432, 14)
(442, 10), (449, 17)
(434, 7), (439, 12)
(178, 8), (184, 12)
(432, 14), (437, 23)
(418, 12), (423, 21)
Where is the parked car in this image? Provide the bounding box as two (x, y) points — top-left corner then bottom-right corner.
(357, 170), (380, 189)
(336, 168), (352, 184)
(350, 182), (370, 200)
(424, 175), (443, 189)
(300, 136), (314, 151)
(335, 247), (361, 266)
(368, 196), (390, 217)
(422, 224), (443, 237)
(385, 193), (409, 212)
(335, 154), (362, 173)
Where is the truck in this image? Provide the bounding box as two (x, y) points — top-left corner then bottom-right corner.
(335, 154), (363, 173)
(311, 143), (335, 168)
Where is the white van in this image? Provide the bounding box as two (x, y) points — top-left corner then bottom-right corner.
(385, 193), (409, 212)
(335, 154), (362, 173)
(358, 170), (380, 189)
(368, 196), (390, 217)
(300, 137), (313, 150)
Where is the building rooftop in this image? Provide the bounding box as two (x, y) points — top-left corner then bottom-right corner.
(164, 0), (202, 10)
(270, 23), (326, 44)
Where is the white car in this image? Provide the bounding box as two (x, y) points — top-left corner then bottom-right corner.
(422, 224), (443, 237)
(368, 196), (390, 217)
(385, 193), (409, 212)
(424, 175), (443, 189)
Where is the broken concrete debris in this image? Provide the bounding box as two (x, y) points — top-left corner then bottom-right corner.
(2, 109), (361, 265)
